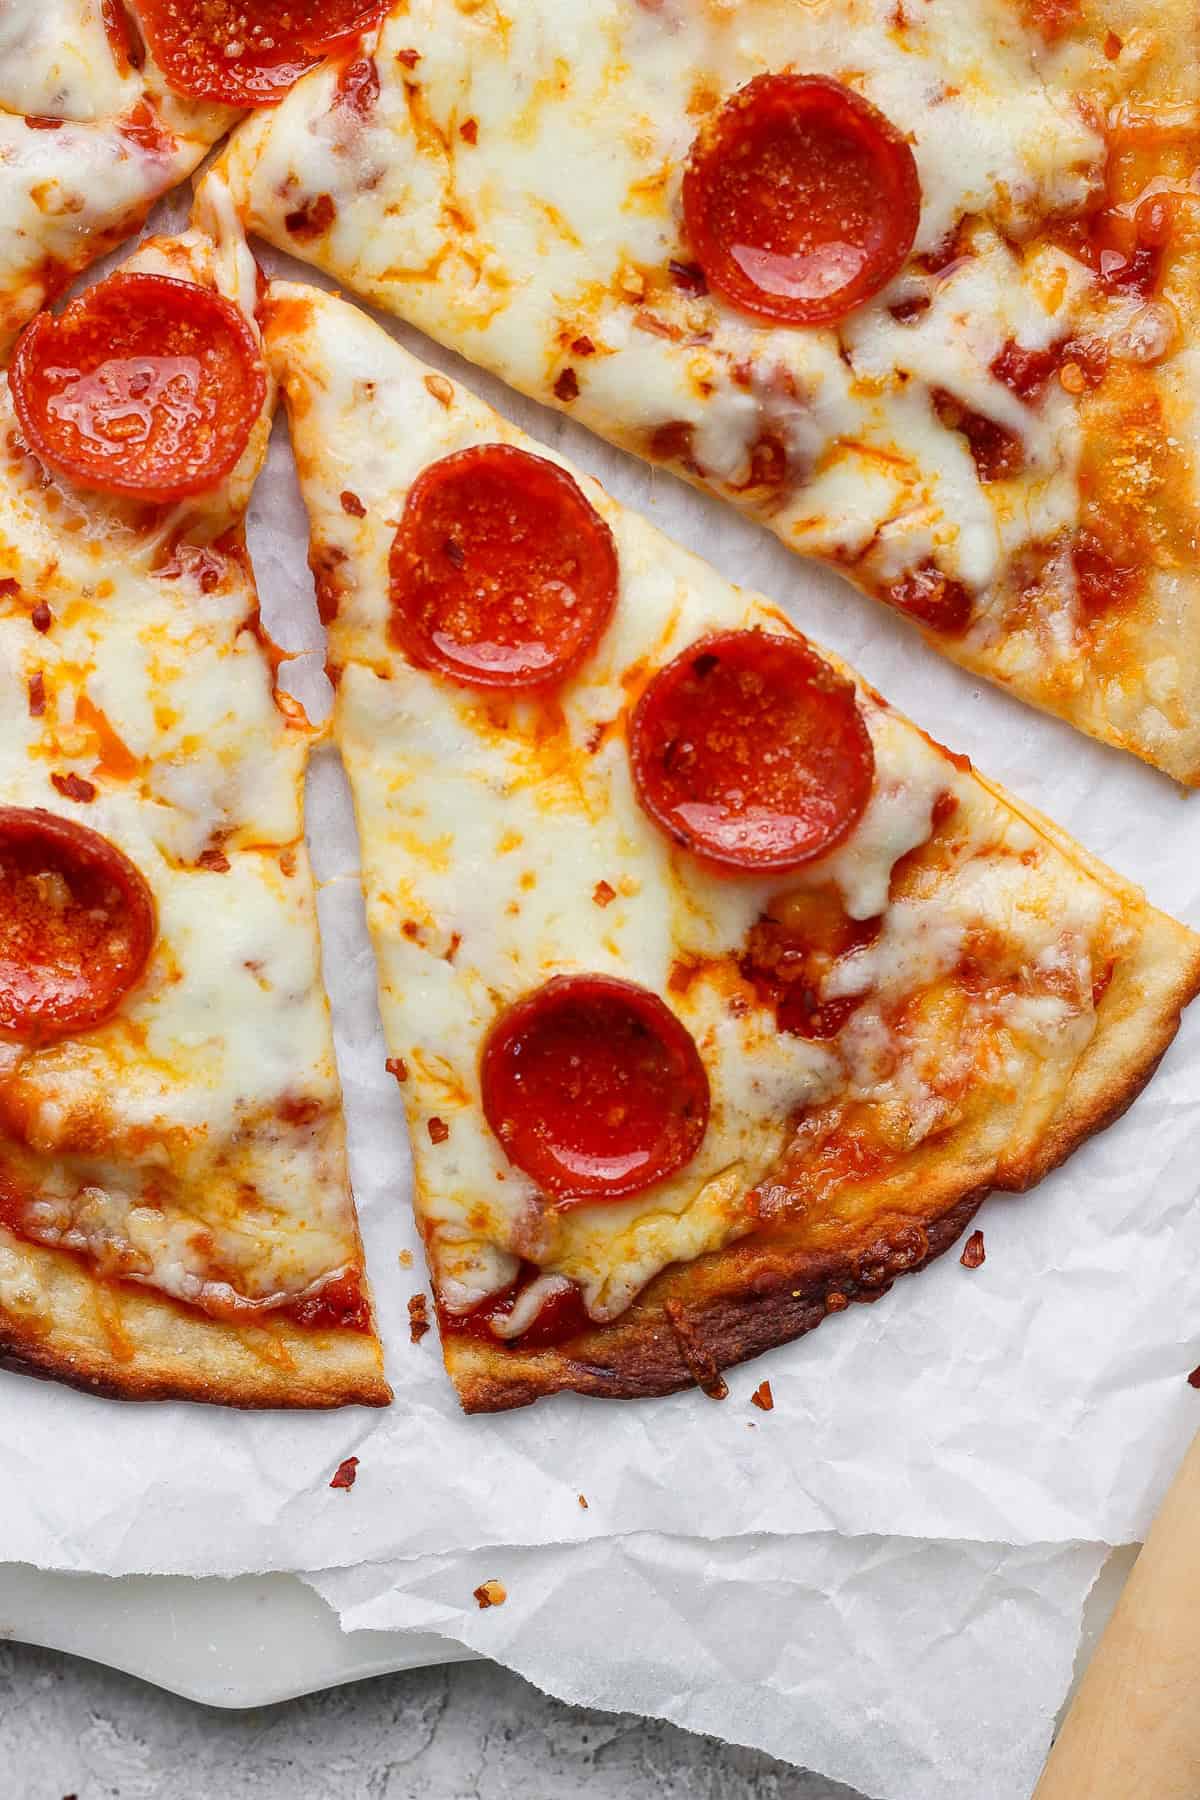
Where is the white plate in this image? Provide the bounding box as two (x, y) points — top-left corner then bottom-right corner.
(0, 1547), (1135, 1713)
(0, 1563), (474, 1708)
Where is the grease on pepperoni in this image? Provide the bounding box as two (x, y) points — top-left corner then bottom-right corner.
(389, 444), (618, 689)
(682, 73), (920, 325)
(1073, 533), (1140, 618)
(134, 0), (387, 106)
(481, 973), (710, 1204)
(9, 273), (265, 502)
(630, 630), (874, 872)
(0, 806), (155, 1043)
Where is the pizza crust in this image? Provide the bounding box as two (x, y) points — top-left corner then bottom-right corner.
(0, 1228), (391, 1408)
(445, 899), (1200, 1412)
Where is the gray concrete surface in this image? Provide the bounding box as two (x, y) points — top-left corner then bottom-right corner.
(1, 1639), (859, 1800)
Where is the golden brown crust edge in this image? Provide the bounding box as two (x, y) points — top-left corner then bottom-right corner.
(446, 902), (1200, 1413)
(0, 1231), (391, 1409)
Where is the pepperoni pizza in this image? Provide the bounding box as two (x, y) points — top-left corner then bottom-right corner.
(220, 0), (1200, 782)
(0, 194), (389, 1408)
(265, 281), (1200, 1412)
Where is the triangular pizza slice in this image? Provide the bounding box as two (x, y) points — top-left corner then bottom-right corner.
(266, 281), (1200, 1412)
(0, 190), (388, 1407)
(221, 0), (1200, 781)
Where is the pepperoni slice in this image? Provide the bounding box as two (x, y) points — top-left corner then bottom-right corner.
(481, 974), (710, 1204)
(0, 807), (156, 1043)
(389, 444), (619, 690)
(630, 630), (874, 872)
(682, 73), (921, 325)
(133, 0), (387, 107)
(9, 273), (266, 502)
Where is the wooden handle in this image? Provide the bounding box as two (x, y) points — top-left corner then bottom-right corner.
(1035, 1429), (1200, 1799)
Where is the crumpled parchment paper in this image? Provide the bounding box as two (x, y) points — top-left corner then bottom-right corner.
(307, 1533), (1109, 1800)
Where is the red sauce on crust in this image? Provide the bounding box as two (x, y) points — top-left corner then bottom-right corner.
(443, 1269), (592, 1350)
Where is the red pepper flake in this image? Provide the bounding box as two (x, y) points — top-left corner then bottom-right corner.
(592, 879), (616, 907)
(27, 671), (45, 717)
(51, 771), (96, 804)
(0, 577), (20, 599)
(554, 366), (579, 402)
(571, 335), (596, 357)
(473, 1578), (506, 1609)
(750, 1380), (774, 1412)
(1188, 1364), (1200, 1390)
(284, 193), (335, 240)
(408, 1293), (430, 1343)
(329, 1456), (359, 1491)
(31, 601), (52, 633)
(386, 1055), (409, 1085)
(460, 117), (478, 144)
(428, 1116), (449, 1144)
(197, 845), (231, 873)
(1104, 29), (1122, 57)
(960, 1230), (986, 1269)
(340, 490), (366, 517)
(396, 47), (421, 67)
(634, 308), (681, 340)
(668, 259), (707, 294)
(889, 294), (931, 324)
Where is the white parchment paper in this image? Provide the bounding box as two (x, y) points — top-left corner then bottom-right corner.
(2, 223), (1197, 1578)
(308, 1533), (1108, 1800)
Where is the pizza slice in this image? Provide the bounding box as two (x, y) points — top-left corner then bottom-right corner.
(0, 190), (389, 1408)
(221, 0), (1200, 782)
(0, 0), (388, 348)
(265, 280), (1200, 1412)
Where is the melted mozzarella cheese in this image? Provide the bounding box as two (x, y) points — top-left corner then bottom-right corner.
(269, 283), (1133, 1325)
(0, 0), (135, 120)
(0, 223), (363, 1316)
(0, 0), (236, 347)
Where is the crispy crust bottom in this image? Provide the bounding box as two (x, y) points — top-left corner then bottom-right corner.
(0, 1231), (391, 1409)
(446, 900), (1200, 1412)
